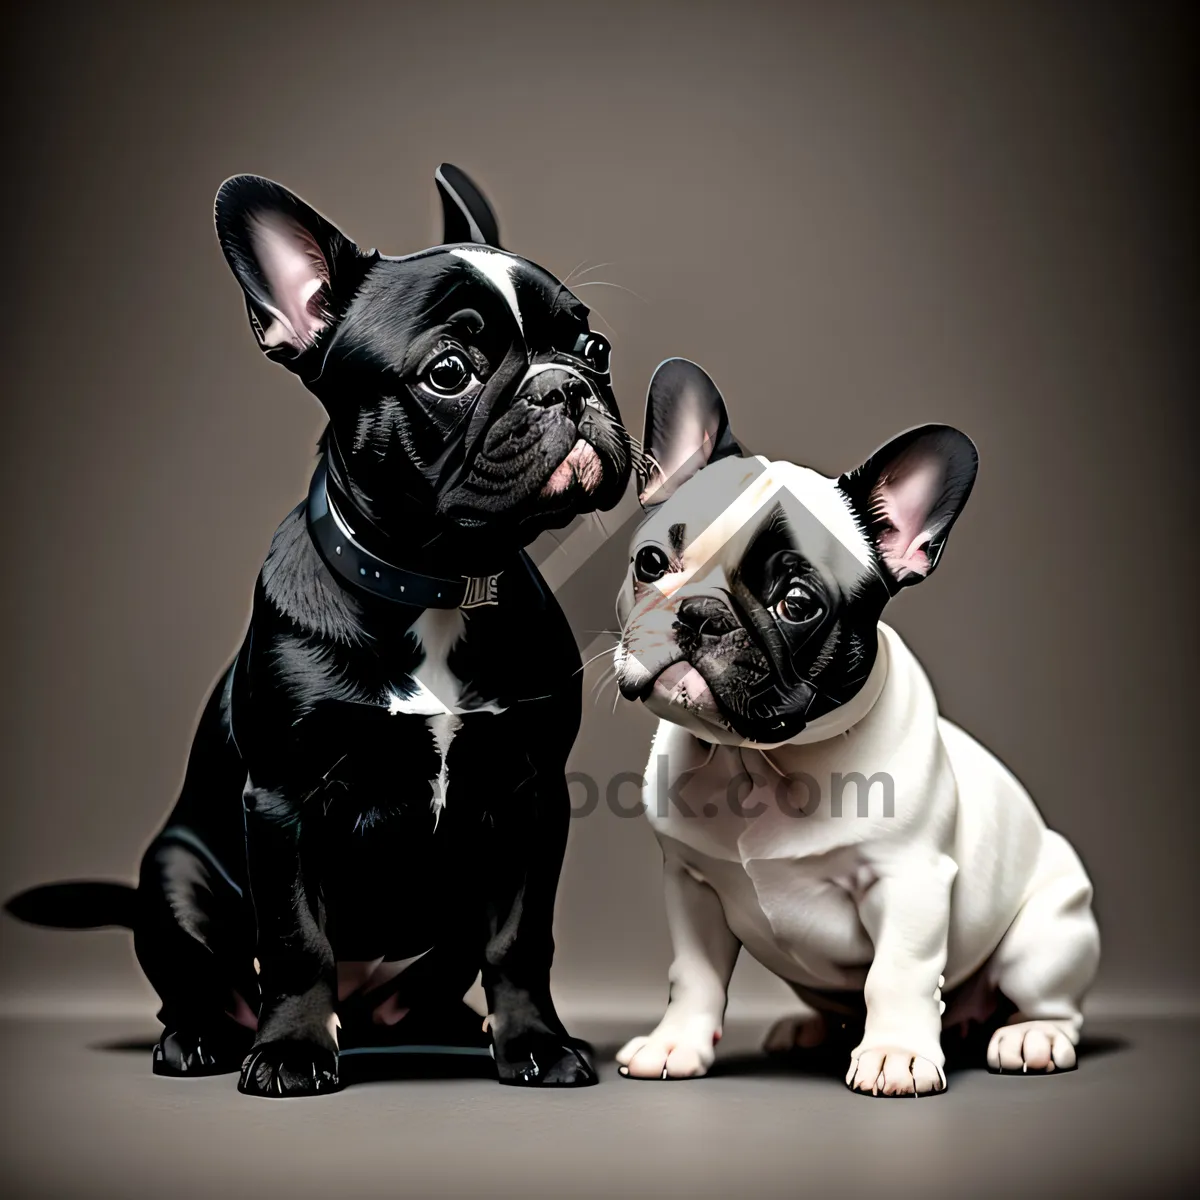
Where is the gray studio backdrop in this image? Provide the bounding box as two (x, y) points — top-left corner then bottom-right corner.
(1, 0), (1195, 1022)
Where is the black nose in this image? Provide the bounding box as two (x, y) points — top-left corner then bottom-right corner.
(523, 371), (589, 421)
(676, 596), (740, 639)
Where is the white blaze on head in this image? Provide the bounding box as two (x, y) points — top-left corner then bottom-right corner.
(450, 247), (524, 336)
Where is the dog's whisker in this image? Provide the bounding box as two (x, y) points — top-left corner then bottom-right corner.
(590, 663), (618, 700)
(573, 261), (615, 280)
(590, 662), (621, 706)
(586, 304), (618, 338)
(574, 646), (618, 677)
(571, 280), (648, 304)
(561, 258), (590, 286)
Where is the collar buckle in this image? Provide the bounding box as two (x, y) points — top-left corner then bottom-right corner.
(461, 574), (501, 609)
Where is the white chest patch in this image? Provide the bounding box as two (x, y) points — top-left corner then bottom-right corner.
(392, 609), (470, 717)
(384, 609), (506, 824)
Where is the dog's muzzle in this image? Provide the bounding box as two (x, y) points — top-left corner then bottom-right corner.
(518, 365), (592, 420)
(518, 362), (626, 505)
(516, 367), (606, 497)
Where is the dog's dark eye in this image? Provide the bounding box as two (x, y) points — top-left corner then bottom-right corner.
(776, 584), (823, 626)
(572, 332), (611, 374)
(634, 545), (670, 584)
(424, 352), (472, 396)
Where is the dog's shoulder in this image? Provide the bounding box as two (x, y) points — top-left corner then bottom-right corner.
(259, 504), (366, 646)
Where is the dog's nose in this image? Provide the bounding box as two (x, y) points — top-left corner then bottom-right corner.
(523, 371), (589, 421)
(676, 597), (740, 639)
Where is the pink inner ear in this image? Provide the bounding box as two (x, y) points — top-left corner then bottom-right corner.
(871, 449), (946, 580)
(247, 211), (330, 350)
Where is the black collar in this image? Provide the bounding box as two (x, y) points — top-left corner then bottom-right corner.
(305, 458), (501, 609)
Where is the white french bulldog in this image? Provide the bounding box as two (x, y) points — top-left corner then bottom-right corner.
(613, 359), (1099, 1096)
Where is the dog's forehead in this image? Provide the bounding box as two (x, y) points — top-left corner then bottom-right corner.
(636, 456), (875, 590)
(347, 247), (585, 355)
(449, 247), (585, 341)
(637, 457), (763, 549)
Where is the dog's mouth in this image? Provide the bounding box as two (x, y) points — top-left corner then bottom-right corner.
(634, 657), (805, 744)
(648, 661), (723, 715)
(619, 654), (730, 729)
(526, 401), (631, 520)
(618, 626), (790, 741)
(539, 438), (605, 499)
(440, 397), (631, 531)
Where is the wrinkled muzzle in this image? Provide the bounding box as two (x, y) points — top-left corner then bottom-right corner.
(438, 361), (630, 527)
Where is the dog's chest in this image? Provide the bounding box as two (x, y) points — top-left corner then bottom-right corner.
(387, 610), (474, 717)
(382, 610), (507, 821)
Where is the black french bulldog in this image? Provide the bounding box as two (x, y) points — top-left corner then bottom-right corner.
(7, 165), (631, 1096)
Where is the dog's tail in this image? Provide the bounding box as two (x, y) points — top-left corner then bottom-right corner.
(5, 881), (138, 931)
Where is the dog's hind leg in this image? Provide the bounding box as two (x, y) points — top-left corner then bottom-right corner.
(135, 664), (259, 1076)
(763, 985), (865, 1060)
(984, 830), (1101, 1074)
(136, 837), (258, 1075)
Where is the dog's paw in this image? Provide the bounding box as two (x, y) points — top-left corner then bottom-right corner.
(153, 1027), (250, 1077)
(846, 1046), (946, 1097)
(494, 1033), (597, 1088)
(616, 1024), (719, 1080)
(763, 1012), (831, 1055)
(987, 1020), (1077, 1074)
(237, 1040), (340, 1098)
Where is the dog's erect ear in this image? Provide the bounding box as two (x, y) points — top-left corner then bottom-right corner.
(839, 424), (978, 590)
(638, 358), (743, 508)
(214, 176), (366, 367)
(435, 163), (502, 248)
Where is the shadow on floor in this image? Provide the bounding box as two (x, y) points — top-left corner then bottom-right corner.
(90, 1034), (500, 1084)
(92, 1026), (599, 1089)
(91, 1037), (159, 1053)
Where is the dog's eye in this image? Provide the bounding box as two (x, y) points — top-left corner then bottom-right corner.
(423, 352), (473, 397)
(572, 332), (611, 374)
(776, 584), (823, 626)
(634, 545), (670, 584)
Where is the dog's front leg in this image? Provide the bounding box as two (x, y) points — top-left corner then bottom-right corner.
(237, 786), (339, 1098)
(482, 791), (596, 1087)
(846, 853), (957, 1097)
(481, 715), (596, 1088)
(617, 848), (740, 1079)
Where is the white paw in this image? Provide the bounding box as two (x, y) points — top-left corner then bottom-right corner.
(763, 1011), (830, 1054)
(846, 1046), (946, 1097)
(616, 1024), (719, 1080)
(987, 1020), (1077, 1074)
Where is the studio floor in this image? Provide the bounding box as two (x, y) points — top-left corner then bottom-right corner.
(1, 1014), (1195, 1199)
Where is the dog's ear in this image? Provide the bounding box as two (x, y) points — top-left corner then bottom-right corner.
(214, 176), (367, 368)
(638, 358), (743, 508)
(839, 424), (978, 590)
(435, 163), (502, 248)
